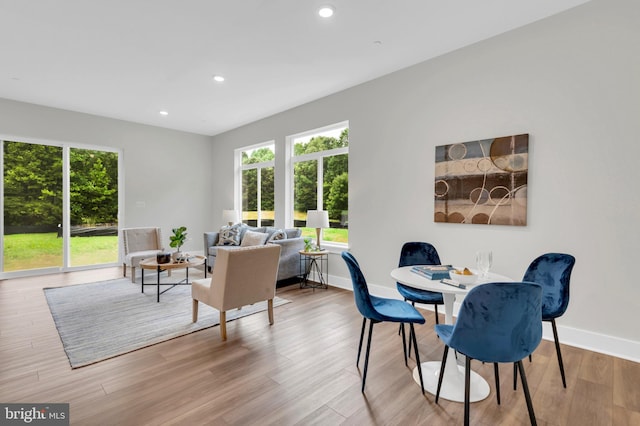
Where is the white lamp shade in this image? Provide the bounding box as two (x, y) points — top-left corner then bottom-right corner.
(222, 209), (239, 225)
(306, 210), (329, 228)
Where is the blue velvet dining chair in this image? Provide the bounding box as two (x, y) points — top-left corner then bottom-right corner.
(396, 242), (444, 324)
(518, 252), (576, 388)
(341, 251), (426, 393)
(434, 282), (542, 426)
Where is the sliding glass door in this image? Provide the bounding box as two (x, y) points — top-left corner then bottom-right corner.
(69, 148), (119, 267)
(2, 139), (120, 275)
(3, 141), (63, 272)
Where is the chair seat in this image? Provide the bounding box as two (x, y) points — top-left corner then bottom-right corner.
(370, 295), (425, 324)
(124, 249), (163, 266)
(434, 324), (453, 342)
(397, 283), (444, 304)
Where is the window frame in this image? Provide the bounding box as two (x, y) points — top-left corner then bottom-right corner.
(1, 135), (123, 279)
(235, 140), (276, 228)
(285, 120), (349, 249)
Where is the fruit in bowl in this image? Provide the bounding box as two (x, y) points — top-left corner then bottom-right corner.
(449, 268), (478, 284)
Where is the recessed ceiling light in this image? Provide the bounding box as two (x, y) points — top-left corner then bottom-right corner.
(318, 5), (335, 18)
(159, 111), (168, 116)
(213, 75), (225, 82)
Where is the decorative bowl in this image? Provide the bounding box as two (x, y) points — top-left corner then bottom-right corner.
(449, 269), (478, 285)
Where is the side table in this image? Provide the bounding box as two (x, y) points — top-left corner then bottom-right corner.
(299, 250), (329, 289)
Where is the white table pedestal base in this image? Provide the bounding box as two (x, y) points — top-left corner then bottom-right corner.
(413, 361), (490, 402)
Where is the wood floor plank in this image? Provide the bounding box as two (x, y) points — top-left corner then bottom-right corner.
(613, 357), (640, 412)
(0, 267), (637, 425)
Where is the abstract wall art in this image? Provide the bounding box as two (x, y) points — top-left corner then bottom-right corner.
(434, 134), (528, 226)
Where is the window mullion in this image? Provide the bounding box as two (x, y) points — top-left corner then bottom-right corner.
(257, 165), (262, 226)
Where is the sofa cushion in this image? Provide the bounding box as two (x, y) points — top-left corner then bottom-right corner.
(240, 230), (269, 246)
(218, 224), (243, 246)
(267, 229), (287, 243)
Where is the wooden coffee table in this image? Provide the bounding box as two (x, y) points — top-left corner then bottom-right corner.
(140, 255), (207, 302)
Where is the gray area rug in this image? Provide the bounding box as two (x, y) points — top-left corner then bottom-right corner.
(44, 277), (290, 368)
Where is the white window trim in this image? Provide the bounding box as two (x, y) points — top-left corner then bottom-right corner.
(235, 140), (275, 227)
(285, 121), (349, 249)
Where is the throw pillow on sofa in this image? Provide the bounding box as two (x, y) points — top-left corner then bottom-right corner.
(218, 224), (243, 246)
(240, 230), (269, 246)
(267, 229), (287, 243)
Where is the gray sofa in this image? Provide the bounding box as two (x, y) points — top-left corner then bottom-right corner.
(203, 225), (305, 281)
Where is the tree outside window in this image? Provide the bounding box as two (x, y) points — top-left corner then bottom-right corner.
(292, 125), (348, 245)
(241, 144), (275, 227)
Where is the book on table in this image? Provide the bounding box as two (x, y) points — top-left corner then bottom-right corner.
(410, 265), (453, 280)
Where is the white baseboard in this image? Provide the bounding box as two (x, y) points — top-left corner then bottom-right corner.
(329, 275), (640, 363)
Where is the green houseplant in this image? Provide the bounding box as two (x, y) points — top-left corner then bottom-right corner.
(169, 226), (187, 253)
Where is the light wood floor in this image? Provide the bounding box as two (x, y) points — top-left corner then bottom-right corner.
(1, 268), (639, 425)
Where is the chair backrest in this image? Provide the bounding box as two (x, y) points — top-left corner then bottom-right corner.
(399, 241), (441, 267)
(447, 282), (542, 363)
(522, 253), (575, 319)
(122, 227), (162, 254)
(341, 251), (379, 320)
(210, 244), (281, 311)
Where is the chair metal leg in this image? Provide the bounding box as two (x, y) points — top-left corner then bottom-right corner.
(361, 320), (375, 392)
(551, 319), (567, 388)
(398, 299), (407, 336)
(407, 302), (415, 357)
(434, 304), (440, 325)
(410, 323), (424, 394)
(357, 317), (367, 366)
(435, 345), (449, 403)
(464, 356), (472, 426)
(494, 363), (501, 405)
(517, 360), (538, 426)
(400, 323), (408, 366)
(514, 362), (518, 390)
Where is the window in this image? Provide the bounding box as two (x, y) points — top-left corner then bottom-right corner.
(239, 142), (275, 227)
(288, 121), (349, 246)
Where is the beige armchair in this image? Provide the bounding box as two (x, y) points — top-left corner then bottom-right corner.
(122, 227), (163, 283)
(192, 244), (281, 340)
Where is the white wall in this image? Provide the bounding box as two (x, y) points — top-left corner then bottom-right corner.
(210, 0), (640, 360)
(0, 98), (213, 256)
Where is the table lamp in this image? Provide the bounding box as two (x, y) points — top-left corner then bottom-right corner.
(222, 209), (239, 226)
(306, 210), (329, 250)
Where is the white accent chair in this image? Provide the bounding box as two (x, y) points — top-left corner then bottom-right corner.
(191, 244), (281, 340)
(122, 227), (163, 283)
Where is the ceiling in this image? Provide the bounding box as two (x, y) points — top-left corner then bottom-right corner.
(0, 0), (590, 136)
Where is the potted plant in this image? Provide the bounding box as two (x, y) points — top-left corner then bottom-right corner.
(169, 226), (187, 259)
(303, 236), (313, 252)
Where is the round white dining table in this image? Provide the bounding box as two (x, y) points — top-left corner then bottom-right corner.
(390, 266), (513, 403)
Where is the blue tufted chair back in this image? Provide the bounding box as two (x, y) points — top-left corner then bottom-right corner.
(342, 251), (381, 321)
(398, 242), (441, 267)
(446, 282), (542, 363)
(522, 253), (575, 320)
